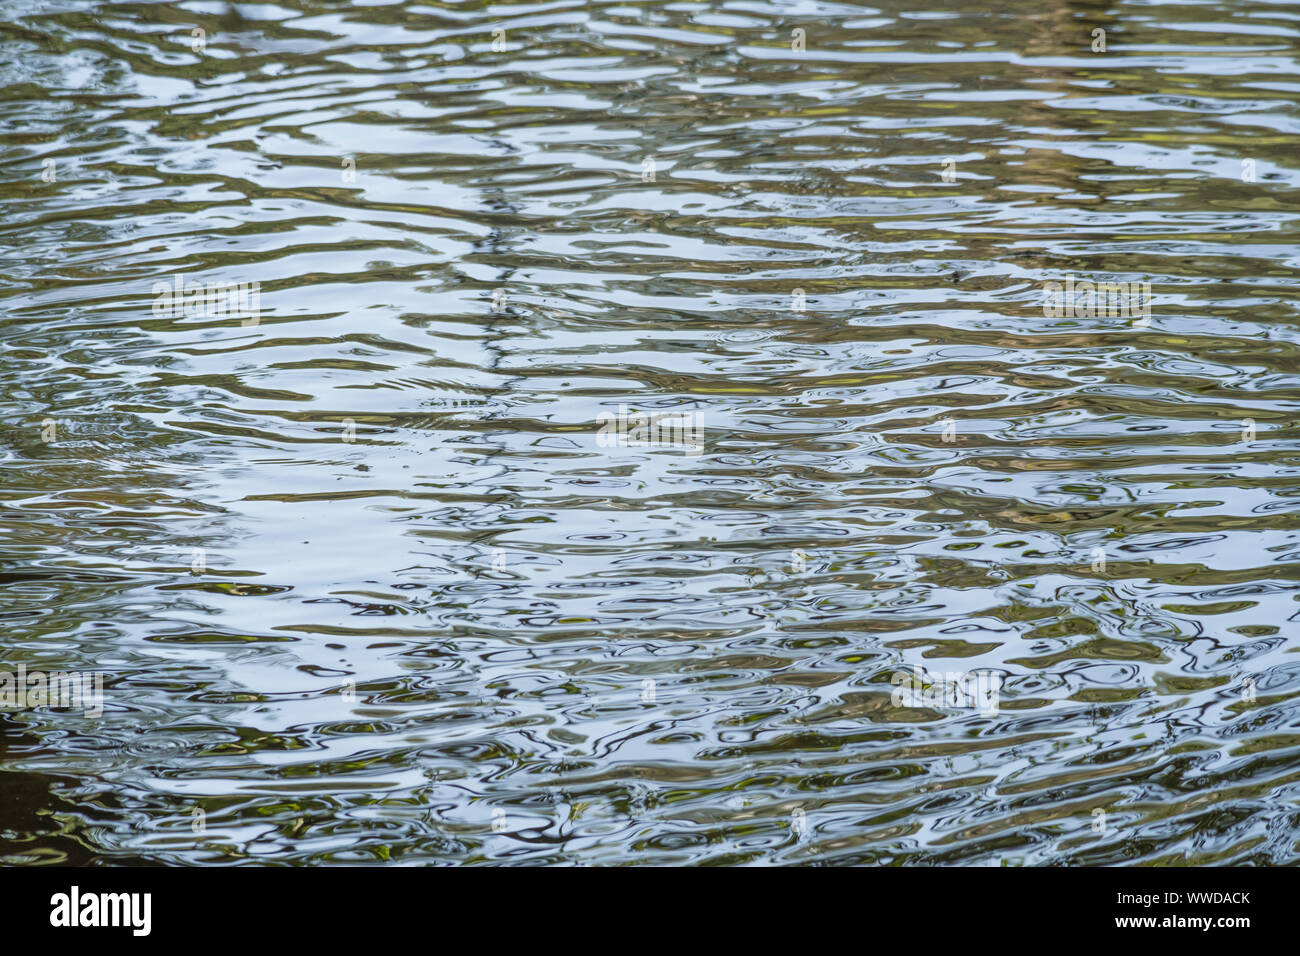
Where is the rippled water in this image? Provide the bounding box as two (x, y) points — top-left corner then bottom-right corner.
(2, 0), (1299, 866)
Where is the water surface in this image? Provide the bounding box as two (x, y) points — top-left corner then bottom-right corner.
(2, 0), (1299, 865)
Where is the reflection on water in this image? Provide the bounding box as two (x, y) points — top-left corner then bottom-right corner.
(1, 0), (1298, 865)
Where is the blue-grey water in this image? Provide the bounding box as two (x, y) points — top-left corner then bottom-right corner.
(1, 0), (1299, 865)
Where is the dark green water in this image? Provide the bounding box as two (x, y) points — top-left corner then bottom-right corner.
(1, 0), (1299, 865)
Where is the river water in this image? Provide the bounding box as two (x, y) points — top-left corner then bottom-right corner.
(2, 0), (1299, 865)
